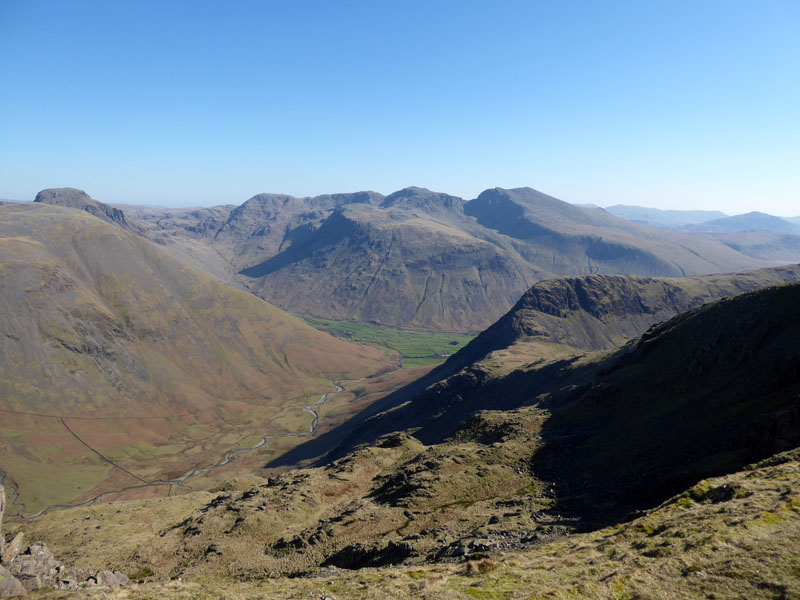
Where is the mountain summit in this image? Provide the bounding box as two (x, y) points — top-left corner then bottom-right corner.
(34, 187), (132, 230)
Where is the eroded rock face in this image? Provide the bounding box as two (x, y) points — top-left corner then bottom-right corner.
(0, 539), (130, 594)
(0, 487), (25, 598)
(9, 543), (60, 591)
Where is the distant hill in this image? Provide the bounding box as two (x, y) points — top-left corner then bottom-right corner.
(603, 204), (727, 228)
(124, 186), (800, 331)
(678, 211), (800, 234)
(0, 202), (388, 514)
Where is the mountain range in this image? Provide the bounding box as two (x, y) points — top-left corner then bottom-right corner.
(2, 185), (800, 598)
(605, 204), (800, 234)
(52, 185), (800, 332)
(603, 204), (727, 227)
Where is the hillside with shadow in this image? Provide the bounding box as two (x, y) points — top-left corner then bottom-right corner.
(268, 264), (800, 468)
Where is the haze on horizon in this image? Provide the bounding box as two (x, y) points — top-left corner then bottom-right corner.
(1, 1), (798, 215)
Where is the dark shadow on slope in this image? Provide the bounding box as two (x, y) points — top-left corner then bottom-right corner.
(265, 349), (596, 470)
(533, 283), (800, 529)
(264, 363), (454, 468)
(239, 209), (358, 278)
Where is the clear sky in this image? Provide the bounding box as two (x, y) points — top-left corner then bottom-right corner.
(1, 1), (798, 214)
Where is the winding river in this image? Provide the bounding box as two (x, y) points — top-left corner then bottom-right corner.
(0, 381), (344, 521)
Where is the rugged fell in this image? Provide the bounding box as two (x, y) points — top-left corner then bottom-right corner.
(34, 188), (133, 231)
(125, 186), (800, 331)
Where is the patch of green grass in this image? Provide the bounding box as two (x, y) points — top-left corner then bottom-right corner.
(457, 574), (520, 599)
(303, 317), (474, 367)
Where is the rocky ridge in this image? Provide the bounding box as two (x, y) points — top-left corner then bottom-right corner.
(34, 188), (133, 231)
(283, 264), (800, 463)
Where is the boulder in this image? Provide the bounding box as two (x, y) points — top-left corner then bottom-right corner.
(0, 565), (24, 597)
(8, 543), (60, 591)
(0, 534), (22, 567)
(96, 570), (129, 587)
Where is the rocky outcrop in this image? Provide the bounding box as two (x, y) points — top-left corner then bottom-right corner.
(34, 187), (132, 230)
(0, 537), (129, 594)
(4, 542), (129, 592)
(0, 534), (22, 568)
(444, 265), (800, 369)
(0, 446), (130, 596)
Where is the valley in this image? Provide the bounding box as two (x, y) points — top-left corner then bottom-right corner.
(0, 201), (404, 519)
(4, 278), (799, 599)
(2, 189), (800, 598)
(4, 7), (798, 597)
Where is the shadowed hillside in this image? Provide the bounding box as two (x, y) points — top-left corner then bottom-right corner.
(273, 265), (800, 464)
(534, 282), (800, 523)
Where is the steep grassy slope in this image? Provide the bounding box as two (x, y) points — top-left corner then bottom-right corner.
(11, 283), (800, 598)
(0, 203), (389, 515)
(125, 186), (800, 331)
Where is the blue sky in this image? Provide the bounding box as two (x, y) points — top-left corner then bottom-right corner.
(1, 1), (798, 214)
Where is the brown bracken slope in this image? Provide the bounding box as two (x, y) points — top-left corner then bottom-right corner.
(0, 202), (389, 515)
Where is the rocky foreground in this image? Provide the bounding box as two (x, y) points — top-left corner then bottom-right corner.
(3, 447), (799, 599)
(1, 484), (129, 595)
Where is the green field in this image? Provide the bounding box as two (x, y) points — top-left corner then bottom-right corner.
(302, 317), (474, 367)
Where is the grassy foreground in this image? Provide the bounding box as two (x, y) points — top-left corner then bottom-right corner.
(303, 317), (475, 367)
(25, 447), (800, 599)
